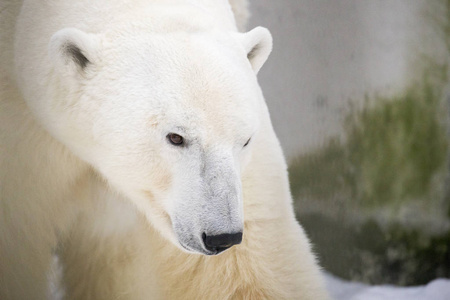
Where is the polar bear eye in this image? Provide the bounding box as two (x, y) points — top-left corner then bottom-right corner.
(243, 138), (251, 148)
(167, 133), (184, 146)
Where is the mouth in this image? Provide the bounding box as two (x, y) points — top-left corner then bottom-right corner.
(179, 241), (222, 256)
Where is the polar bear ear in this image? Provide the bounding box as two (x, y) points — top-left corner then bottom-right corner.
(49, 28), (100, 76)
(241, 27), (273, 74)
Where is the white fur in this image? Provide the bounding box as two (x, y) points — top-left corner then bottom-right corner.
(0, 0), (329, 299)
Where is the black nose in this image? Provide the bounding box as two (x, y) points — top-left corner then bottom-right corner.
(202, 232), (243, 254)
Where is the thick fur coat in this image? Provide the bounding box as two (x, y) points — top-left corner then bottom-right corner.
(0, 0), (329, 299)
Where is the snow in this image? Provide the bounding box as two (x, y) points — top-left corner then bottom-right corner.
(325, 273), (450, 300)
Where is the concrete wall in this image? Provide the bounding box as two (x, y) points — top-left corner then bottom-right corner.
(247, 1), (450, 284)
(248, 0), (444, 159)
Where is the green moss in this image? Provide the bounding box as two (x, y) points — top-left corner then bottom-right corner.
(289, 139), (349, 201)
(289, 80), (448, 209)
(346, 81), (448, 207)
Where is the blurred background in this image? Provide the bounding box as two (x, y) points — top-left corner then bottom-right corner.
(248, 0), (450, 286)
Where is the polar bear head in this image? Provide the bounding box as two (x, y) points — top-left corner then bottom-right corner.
(43, 26), (271, 255)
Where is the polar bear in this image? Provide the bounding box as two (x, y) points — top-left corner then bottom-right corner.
(0, 0), (328, 299)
